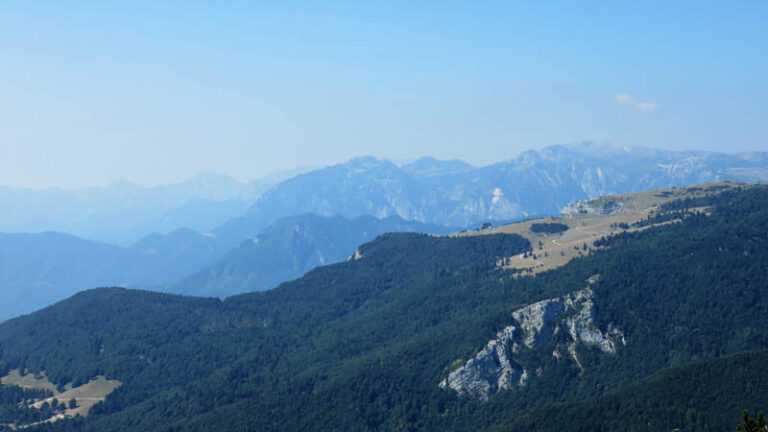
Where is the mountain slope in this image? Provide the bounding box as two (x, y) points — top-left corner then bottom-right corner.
(0, 184), (766, 431)
(171, 214), (455, 297)
(491, 350), (768, 432)
(213, 144), (768, 242)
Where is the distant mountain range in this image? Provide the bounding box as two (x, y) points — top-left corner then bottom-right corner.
(3, 143), (766, 247)
(0, 171), (299, 245)
(214, 143), (768, 242)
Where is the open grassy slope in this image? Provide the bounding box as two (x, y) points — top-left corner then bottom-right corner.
(459, 181), (748, 275)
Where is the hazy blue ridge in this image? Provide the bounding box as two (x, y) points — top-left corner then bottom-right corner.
(170, 213), (455, 297)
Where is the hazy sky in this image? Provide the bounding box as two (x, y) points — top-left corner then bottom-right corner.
(1, 1), (767, 188)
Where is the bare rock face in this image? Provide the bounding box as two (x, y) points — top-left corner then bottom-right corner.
(562, 289), (624, 354)
(512, 298), (566, 348)
(561, 197), (626, 216)
(348, 248), (363, 261)
(440, 280), (624, 399)
(438, 326), (526, 399)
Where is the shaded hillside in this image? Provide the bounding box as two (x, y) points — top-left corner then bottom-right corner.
(491, 351), (768, 432)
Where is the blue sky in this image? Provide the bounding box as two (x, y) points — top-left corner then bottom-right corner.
(1, 1), (766, 188)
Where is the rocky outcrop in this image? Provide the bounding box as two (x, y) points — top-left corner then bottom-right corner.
(561, 198), (625, 216)
(438, 326), (526, 399)
(348, 248), (363, 261)
(562, 289), (624, 354)
(512, 298), (566, 348)
(440, 279), (624, 399)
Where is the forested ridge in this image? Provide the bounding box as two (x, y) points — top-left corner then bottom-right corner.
(0, 185), (766, 431)
(493, 350), (768, 432)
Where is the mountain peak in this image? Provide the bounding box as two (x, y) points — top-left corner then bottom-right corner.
(344, 155), (388, 169)
(402, 157), (474, 177)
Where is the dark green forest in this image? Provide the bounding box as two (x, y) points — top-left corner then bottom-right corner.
(0, 382), (53, 426)
(492, 350), (768, 432)
(529, 222), (569, 234)
(0, 185), (766, 431)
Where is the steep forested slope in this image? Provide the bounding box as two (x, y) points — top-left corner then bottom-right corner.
(492, 350), (768, 432)
(0, 185), (766, 431)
